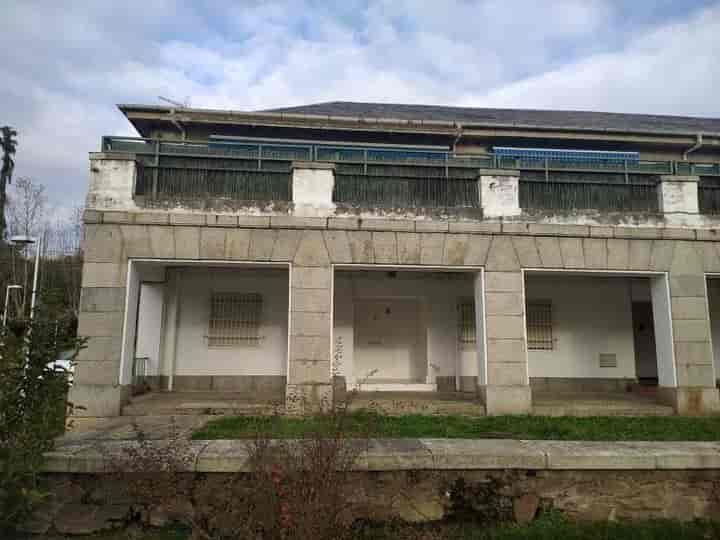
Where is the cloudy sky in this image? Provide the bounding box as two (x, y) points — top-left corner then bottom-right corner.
(1, 0), (719, 209)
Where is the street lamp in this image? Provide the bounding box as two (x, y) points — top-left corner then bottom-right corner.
(9, 234), (42, 320)
(3, 284), (22, 326)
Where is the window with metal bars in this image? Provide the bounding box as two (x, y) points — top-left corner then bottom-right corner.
(457, 299), (476, 349)
(526, 301), (553, 350)
(207, 292), (262, 347)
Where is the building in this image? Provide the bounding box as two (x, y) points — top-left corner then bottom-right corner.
(72, 101), (720, 417)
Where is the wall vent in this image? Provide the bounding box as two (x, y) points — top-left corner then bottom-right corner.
(599, 353), (617, 368)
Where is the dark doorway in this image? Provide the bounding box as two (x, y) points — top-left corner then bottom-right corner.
(632, 302), (658, 385)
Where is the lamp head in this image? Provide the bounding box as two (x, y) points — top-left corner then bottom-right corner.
(9, 235), (36, 246)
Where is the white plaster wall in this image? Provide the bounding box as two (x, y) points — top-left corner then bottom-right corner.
(172, 267), (288, 376)
(659, 179), (699, 214)
(333, 272), (476, 384)
(292, 167), (335, 217)
(525, 275), (637, 379)
(480, 175), (521, 218)
(135, 283), (164, 376)
(707, 278), (720, 380)
(86, 156), (139, 211)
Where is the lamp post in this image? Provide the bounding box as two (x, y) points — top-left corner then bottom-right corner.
(3, 284), (22, 326)
(9, 234), (42, 320)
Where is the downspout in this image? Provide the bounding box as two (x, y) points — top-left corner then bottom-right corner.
(683, 133), (703, 160)
(452, 123), (464, 153)
(168, 108), (187, 140)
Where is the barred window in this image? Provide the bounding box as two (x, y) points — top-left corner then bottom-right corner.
(526, 301), (553, 350)
(207, 293), (262, 347)
(457, 299), (476, 349)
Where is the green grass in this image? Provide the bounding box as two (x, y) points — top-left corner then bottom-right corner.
(192, 410), (720, 441)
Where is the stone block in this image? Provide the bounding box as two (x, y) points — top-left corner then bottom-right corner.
(323, 230), (352, 263)
(271, 229), (302, 261)
(169, 213), (205, 226)
(583, 238), (607, 269)
(80, 287), (125, 312)
(248, 229), (276, 261)
(174, 227), (200, 259)
(669, 275), (706, 297)
(535, 237), (562, 268)
(486, 339), (526, 364)
(83, 209), (103, 223)
(448, 222), (501, 234)
(482, 385), (532, 415)
(82, 263), (127, 288)
(614, 227), (660, 239)
(670, 387), (720, 415)
(673, 341), (714, 366)
(237, 216), (270, 228)
(502, 223), (531, 235)
(607, 239), (629, 270)
(671, 297), (708, 320)
(487, 362), (527, 386)
(696, 229), (720, 241)
(294, 230), (331, 266)
(670, 242), (704, 275)
(513, 236), (541, 267)
(486, 236), (520, 271)
(288, 360), (332, 383)
(172, 376), (212, 391)
(398, 233), (421, 264)
(134, 212), (170, 225)
(199, 228), (226, 259)
(629, 240), (652, 270)
(77, 312), (124, 337)
(68, 384), (123, 417)
(327, 217), (359, 230)
(292, 288), (331, 313)
(292, 267), (331, 289)
(74, 361), (119, 385)
(590, 226), (614, 238)
(102, 211), (131, 224)
(285, 383), (333, 412)
(291, 335), (331, 362)
(271, 216), (327, 229)
(485, 292), (523, 316)
(559, 238), (584, 268)
(77, 336), (122, 363)
(464, 235), (491, 266)
(206, 214), (238, 227)
(415, 220), (449, 233)
(83, 224), (124, 262)
(148, 227), (175, 258)
(486, 315), (525, 340)
(291, 311), (331, 337)
(420, 233), (445, 265)
(528, 224), (589, 237)
(676, 364), (716, 387)
(485, 271), (523, 292)
(443, 234), (469, 266)
(225, 229), (251, 260)
(673, 319), (710, 342)
(373, 232), (398, 264)
(360, 219), (414, 232)
(119, 225), (152, 258)
(348, 231), (374, 263)
(700, 243), (720, 273)
(650, 240), (676, 271)
(662, 228), (695, 240)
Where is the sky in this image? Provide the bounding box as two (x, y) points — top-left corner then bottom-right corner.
(1, 0), (719, 209)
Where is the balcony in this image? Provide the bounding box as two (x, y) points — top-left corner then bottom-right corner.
(100, 136), (720, 215)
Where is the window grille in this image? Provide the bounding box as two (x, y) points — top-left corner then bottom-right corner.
(207, 292), (262, 347)
(526, 301), (553, 350)
(457, 299), (476, 349)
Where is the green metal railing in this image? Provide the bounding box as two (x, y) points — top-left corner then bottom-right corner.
(101, 136), (720, 210)
(699, 177), (720, 214)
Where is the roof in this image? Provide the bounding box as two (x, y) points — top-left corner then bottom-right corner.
(263, 101), (720, 136)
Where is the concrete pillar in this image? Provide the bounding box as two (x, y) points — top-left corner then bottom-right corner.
(479, 169), (521, 218)
(663, 242), (720, 414)
(86, 152), (139, 211)
(480, 270), (532, 415)
(287, 231), (334, 412)
(291, 161), (336, 217)
(658, 175), (699, 215)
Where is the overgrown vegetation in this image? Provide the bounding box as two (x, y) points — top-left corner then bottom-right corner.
(194, 411), (720, 441)
(0, 306), (82, 533)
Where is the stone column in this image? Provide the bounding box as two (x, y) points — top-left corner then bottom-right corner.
(68, 223), (128, 417)
(479, 169), (521, 218)
(479, 236), (532, 415)
(659, 175), (700, 215)
(664, 241), (720, 414)
(291, 162), (336, 218)
(287, 231), (334, 412)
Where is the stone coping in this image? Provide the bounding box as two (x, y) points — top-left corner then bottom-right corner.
(83, 210), (720, 242)
(44, 439), (720, 474)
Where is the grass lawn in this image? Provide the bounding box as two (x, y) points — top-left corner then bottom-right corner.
(192, 410), (720, 441)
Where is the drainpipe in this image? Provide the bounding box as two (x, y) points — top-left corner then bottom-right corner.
(452, 123), (464, 153)
(168, 108), (187, 140)
(683, 133), (703, 160)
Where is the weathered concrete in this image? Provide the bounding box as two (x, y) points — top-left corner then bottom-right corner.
(480, 173), (521, 218)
